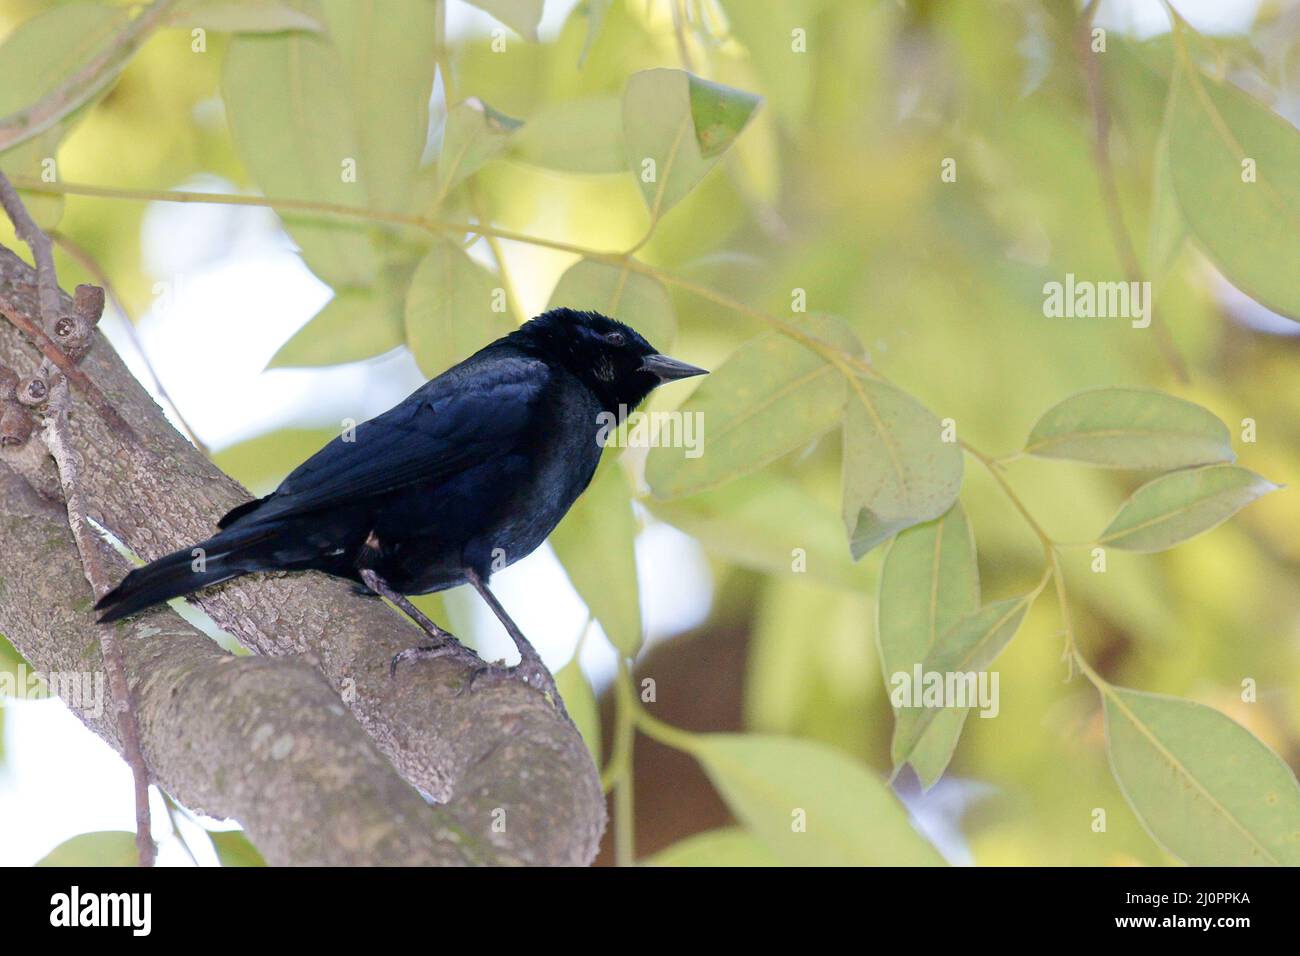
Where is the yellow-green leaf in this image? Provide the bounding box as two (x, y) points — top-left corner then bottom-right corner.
(0, 3), (133, 153)
(623, 68), (761, 217)
(512, 96), (625, 173)
(404, 239), (514, 378)
(550, 463), (642, 656)
(644, 827), (780, 866)
(718, 0), (818, 129)
(555, 656), (601, 763)
(1167, 59), (1300, 319)
(688, 75), (763, 159)
(168, 1), (323, 33)
(549, 258), (675, 348)
(322, 0), (438, 213)
(692, 733), (945, 865)
(646, 473), (869, 589)
(209, 829), (267, 866)
(464, 0), (545, 42)
(893, 595), (1031, 764)
(1104, 686), (1300, 865)
(645, 316), (858, 499)
(878, 503), (978, 789)
(1023, 388), (1233, 470)
(1147, 118), (1185, 280)
(268, 288), (404, 368)
(578, 0), (611, 67)
(0, 3), (131, 226)
(213, 427), (338, 492)
(37, 831), (139, 867)
(841, 375), (962, 559)
(1098, 464), (1278, 552)
(434, 98), (523, 207)
(223, 31), (377, 288)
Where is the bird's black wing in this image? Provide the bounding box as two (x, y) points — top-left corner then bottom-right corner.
(226, 354), (552, 526)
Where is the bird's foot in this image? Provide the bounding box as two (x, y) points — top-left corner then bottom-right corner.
(462, 653), (568, 718)
(389, 637), (476, 679)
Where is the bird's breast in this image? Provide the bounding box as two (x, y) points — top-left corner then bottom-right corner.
(478, 382), (605, 570)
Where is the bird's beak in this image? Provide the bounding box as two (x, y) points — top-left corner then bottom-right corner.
(639, 353), (709, 382)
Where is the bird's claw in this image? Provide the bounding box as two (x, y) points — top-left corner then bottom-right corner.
(460, 656), (566, 716)
(389, 639), (470, 679)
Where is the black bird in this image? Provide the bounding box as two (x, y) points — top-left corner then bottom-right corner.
(95, 308), (706, 693)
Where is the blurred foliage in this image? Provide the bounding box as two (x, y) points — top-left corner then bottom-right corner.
(2, 0), (1299, 866)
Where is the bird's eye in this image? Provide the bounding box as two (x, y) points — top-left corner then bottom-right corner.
(604, 331), (626, 347)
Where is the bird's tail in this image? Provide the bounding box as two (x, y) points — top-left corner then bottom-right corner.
(95, 528), (272, 623)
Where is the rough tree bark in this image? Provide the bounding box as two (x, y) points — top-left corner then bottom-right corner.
(0, 244), (606, 865)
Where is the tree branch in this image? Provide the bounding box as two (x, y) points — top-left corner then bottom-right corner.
(0, 464), (459, 864)
(0, 243), (605, 865)
(0, 171), (155, 863)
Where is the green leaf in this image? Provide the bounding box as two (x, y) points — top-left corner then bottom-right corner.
(878, 503), (979, 789)
(1147, 119), (1185, 280)
(0, 2), (132, 149)
(744, 578), (861, 735)
(841, 375), (963, 559)
(646, 473), (869, 589)
(893, 595), (1031, 765)
(548, 258), (675, 348)
(692, 733), (945, 865)
(0, 3), (132, 227)
(168, 1), (323, 33)
(404, 239), (514, 378)
(718, 0), (817, 129)
(213, 427), (338, 491)
(0, 131), (64, 229)
(1023, 388), (1233, 470)
(689, 75), (763, 159)
(434, 98), (523, 206)
(578, 0), (611, 67)
(512, 96), (625, 174)
(223, 31), (377, 288)
(1104, 686), (1300, 865)
(209, 829), (267, 866)
(645, 316), (858, 499)
(550, 463), (643, 656)
(322, 0), (438, 214)
(623, 68), (761, 217)
(644, 827), (780, 866)
(555, 656), (601, 764)
(268, 288), (404, 368)
(1098, 464), (1278, 553)
(464, 0), (546, 42)
(1167, 60), (1300, 319)
(37, 831), (139, 867)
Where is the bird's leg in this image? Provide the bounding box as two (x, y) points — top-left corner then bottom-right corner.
(463, 568), (565, 712)
(359, 569), (476, 677)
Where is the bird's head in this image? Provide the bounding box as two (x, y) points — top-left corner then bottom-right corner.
(512, 308), (707, 413)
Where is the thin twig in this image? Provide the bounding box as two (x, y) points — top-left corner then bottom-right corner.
(0, 174), (61, 327)
(51, 231), (209, 455)
(1076, 1), (1189, 383)
(3, 174), (883, 381)
(43, 380), (155, 866)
